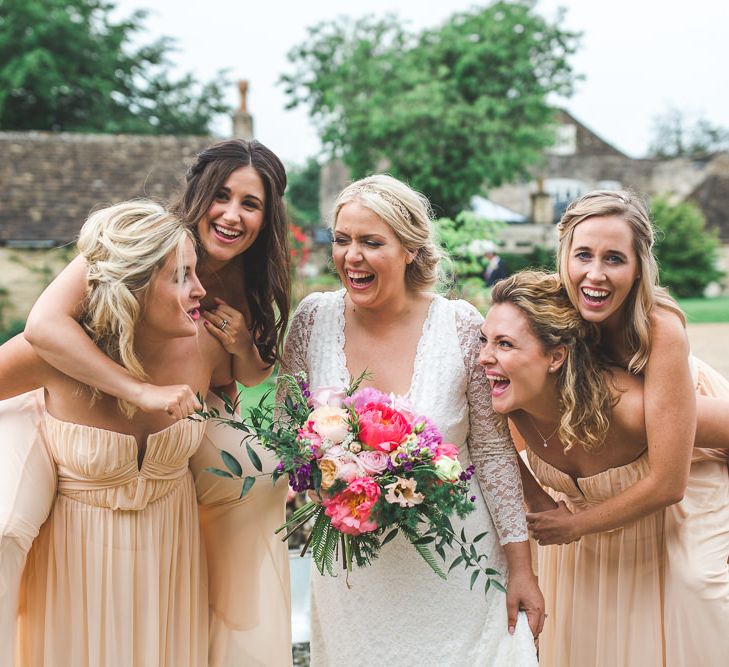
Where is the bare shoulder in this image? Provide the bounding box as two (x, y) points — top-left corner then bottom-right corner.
(648, 306), (688, 347)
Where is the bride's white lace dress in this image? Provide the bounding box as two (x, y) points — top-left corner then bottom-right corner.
(281, 290), (537, 666)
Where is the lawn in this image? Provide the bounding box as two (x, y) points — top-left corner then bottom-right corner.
(677, 296), (729, 323)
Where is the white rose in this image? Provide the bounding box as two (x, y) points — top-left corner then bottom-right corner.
(434, 457), (463, 481)
(310, 406), (350, 444)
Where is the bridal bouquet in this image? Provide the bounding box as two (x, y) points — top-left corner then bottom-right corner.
(201, 372), (504, 593)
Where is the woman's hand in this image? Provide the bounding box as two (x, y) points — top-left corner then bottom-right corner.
(132, 382), (201, 419)
(506, 567), (545, 638)
(526, 501), (578, 545)
(202, 297), (254, 357)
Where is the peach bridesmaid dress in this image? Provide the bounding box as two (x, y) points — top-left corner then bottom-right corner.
(663, 358), (729, 666)
(529, 449), (665, 666)
(17, 414), (208, 667)
(190, 391), (292, 667)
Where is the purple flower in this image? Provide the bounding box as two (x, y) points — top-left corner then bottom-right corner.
(290, 463), (312, 492)
(415, 417), (443, 450)
(470, 495), (477, 502)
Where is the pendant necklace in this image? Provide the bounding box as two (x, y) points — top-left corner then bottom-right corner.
(528, 415), (559, 448)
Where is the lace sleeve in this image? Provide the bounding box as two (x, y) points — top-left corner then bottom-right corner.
(275, 293), (320, 411)
(455, 300), (528, 545)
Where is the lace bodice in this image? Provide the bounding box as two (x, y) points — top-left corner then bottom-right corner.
(281, 289), (528, 544)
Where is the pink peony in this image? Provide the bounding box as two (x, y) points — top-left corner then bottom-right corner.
(435, 442), (459, 460)
(357, 403), (412, 453)
(323, 477), (381, 535)
(344, 387), (390, 411)
(310, 385), (347, 409)
(357, 450), (390, 475)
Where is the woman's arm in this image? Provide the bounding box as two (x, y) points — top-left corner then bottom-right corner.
(0, 335), (50, 399)
(24, 255), (200, 416)
(528, 310), (694, 544)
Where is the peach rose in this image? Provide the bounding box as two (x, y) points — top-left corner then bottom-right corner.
(309, 406), (350, 444)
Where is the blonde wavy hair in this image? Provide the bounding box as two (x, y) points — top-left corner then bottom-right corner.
(490, 271), (615, 452)
(332, 174), (447, 291)
(557, 190), (684, 373)
(76, 200), (194, 416)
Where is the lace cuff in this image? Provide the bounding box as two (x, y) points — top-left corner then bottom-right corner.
(455, 300), (528, 545)
(275, 293), (320, 414)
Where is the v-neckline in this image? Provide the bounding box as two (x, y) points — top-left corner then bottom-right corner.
(336, 290), (439, 399)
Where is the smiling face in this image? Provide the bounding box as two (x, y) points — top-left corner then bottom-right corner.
(140, 236), (206, 339)
(565, 215), (640, 329)
(332, 201), (413, 310)
(196, 165), (265, 271)
(478, 303), (563, 415)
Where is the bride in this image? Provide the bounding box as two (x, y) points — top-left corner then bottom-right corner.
(281, 175), (540, 665)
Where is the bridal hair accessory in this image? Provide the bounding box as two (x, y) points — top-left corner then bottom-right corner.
(528, 414), (559, 448)
(356, 183), (412, 222)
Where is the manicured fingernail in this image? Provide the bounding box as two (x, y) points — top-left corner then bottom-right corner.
(508, 626), (515, 635)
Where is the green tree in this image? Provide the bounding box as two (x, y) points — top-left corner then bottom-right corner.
(648, 107), (729, 158)
(0, 0), (229, 133)
(652, 197), (724, 297)
(286, 157), (321, 228)
(282, 1), (579, 216)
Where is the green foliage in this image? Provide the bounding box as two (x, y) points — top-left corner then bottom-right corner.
(436, 212), (505, 280)
(282, 1), (580, 216)
(0, 0), (230, 133)
(286, 157), (322, 228)
(676, 296), (729, 323)
(500, 246), (556, 274)
(652, 197), (724, 297)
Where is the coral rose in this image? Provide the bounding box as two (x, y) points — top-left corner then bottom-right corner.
(323, 477), (381, 535)
(435, 443), (459, 460)
(357, 403), (412, 453)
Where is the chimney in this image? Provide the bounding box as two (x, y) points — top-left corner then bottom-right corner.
(233, 80), (254, 139)
(530, 177), (554, 225)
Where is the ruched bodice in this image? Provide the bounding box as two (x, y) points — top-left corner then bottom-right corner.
(45, 414), (206, 510)
(526, 448), (650, 510)
(18, 415), (208, 666)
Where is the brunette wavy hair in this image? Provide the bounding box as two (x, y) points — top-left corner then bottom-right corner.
(490, 271), (616, 452)
(171, 139), (291, 365)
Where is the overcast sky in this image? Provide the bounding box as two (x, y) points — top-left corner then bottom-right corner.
(113, 0), (729, 166)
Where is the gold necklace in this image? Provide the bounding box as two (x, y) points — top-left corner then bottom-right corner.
(527, 415), (560, 448)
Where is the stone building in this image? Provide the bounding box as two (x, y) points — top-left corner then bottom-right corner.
(0, 82), (256, 327)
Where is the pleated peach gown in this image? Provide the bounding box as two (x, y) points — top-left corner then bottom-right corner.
(663, 357), (729, 666)
(190, 392), (292, 667)
(530, 449), (665, 667)
(17, 414), (208, 667)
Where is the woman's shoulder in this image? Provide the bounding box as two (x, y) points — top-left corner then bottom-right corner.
(445, 296), (484, 326)
(648, 305), (689, 348)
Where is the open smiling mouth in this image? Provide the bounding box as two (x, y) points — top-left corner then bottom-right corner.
(487, 374), (510, 396)
(347, 271), (375, 287)
(581, 287), (610, 306)
(212, 223), (242, 240)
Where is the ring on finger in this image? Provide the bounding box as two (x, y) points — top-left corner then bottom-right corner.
(219, 319), (229, 331)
